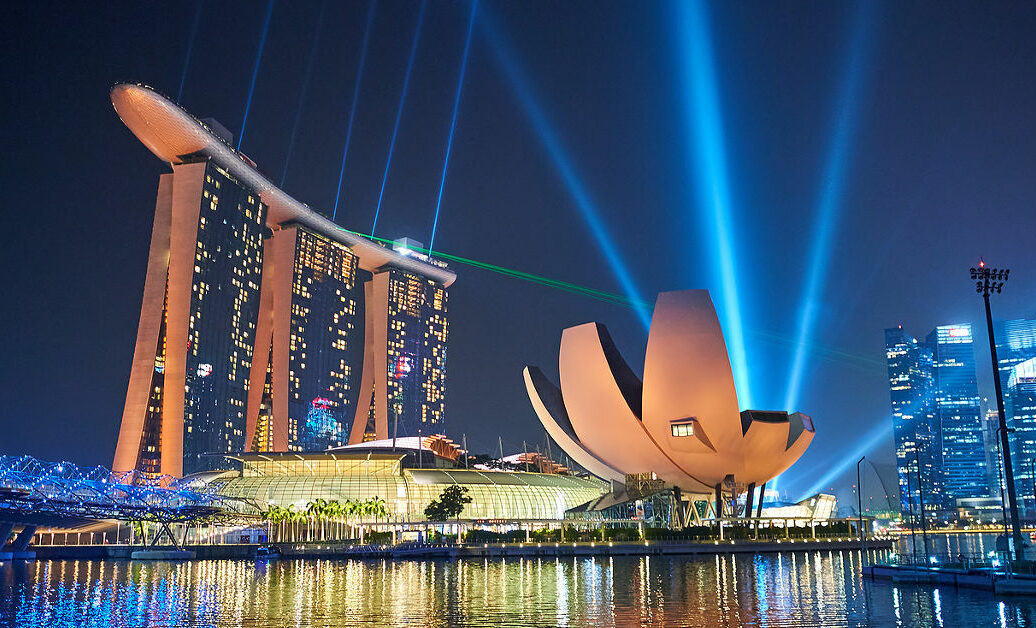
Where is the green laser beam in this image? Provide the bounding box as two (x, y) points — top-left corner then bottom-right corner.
(338, 227), (884, 374)
(339, 227), (650, 309)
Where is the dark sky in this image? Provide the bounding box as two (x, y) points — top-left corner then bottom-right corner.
(2, 1), (1035, 499)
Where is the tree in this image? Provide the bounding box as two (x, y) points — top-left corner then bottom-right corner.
(424, 486), (472, 522)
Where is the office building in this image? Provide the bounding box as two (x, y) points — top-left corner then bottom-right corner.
(927, 325), (987, 503)
(884, 327), (941, 516)
(885, 323), (989, 515)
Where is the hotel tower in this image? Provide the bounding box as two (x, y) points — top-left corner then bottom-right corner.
(110, 84), (455, 477)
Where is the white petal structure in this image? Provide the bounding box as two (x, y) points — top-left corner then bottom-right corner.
(524, 290), (814, 493)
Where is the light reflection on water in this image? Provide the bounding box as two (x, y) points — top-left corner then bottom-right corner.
(1, 549), (1034, 627)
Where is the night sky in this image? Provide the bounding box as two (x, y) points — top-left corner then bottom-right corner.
(2, 1), (1035, 500)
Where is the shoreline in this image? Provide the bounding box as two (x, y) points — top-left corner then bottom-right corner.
(23, 538), (893, 561)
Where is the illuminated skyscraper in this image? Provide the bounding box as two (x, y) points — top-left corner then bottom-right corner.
(245, 225), (365, 454)
(927, 325), (987, 504)
(886, 323), (988, 515)
(114, 160), (266, 476)
(884, 327), (940, 516)
(996, 318), (1036, 516)
(350, 240), (448, 443)
(110, 83), (455, 477)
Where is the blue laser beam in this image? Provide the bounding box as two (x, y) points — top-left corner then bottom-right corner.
(673, 0), (752, 407)
(371, 0), (427, 236)
(280, 0), (328, 187)
(479, 6), (651, 329)
(176, 0), (203, 103)
(332, 0), (377, 223)
(237, 0), (275, 152)
(796, 420), (893, 500)
(783, 3), (876, 412)
(428, 0), (478, 255)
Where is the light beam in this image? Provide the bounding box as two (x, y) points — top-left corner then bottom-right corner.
(673, 0), (752, 407)
(332, 0), (377, 222)
(428, 0), (478, 255)
(796, 420), (892, 500)
(237, 0), (275, 152)
(280, 0), (328, 187)
(176, 0), (203, 103)
(783, 3), (875, 411)
(479, 6), (651, 328)
(371, 0), (427, 236)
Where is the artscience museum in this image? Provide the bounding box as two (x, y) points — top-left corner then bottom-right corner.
(524, 290), (816, 517)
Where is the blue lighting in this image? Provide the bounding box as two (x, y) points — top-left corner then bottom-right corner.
(371, 0), (427, 236)
(280, 0), (328, 187)
(796, 420), (892, 500)
(480, 7), (651, 328)
(176, 0), (203, 104)
(783, 2), (875, 412)
(428, 0), (478, 255)
(237, 0), (276, 152)
(332, 0), (377, 222)
(673, 0), (751, 407)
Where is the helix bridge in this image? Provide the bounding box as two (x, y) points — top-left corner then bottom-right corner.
(0, 454), (256, 529)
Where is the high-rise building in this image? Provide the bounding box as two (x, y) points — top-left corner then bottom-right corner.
(995, 318), (1036, 517)
(110, 83), (456, 477)
(886, 323), (991, 515)
(927, 325), (987, 503)
(884, 327), (940, 516)
(1008, 357), (1036, 517)
(244, 225), (365, 454)
(114, 160), (266, 476)
(349, 241), (448, 443)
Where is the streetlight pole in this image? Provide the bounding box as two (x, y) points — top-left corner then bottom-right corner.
(905, 469), (919, 563)
(971, 261), (1023, 560)
(857, 456), (866, 563)
(996, 427), (1013, 553)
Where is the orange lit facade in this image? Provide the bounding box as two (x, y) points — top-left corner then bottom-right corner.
(110, 84), (455, 477)
(524, 290), (815, 499)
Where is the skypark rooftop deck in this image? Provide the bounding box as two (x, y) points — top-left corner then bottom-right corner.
(110, 82), (456, 287)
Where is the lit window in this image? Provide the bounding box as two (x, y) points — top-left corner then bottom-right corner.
(671, 420), (696, 437)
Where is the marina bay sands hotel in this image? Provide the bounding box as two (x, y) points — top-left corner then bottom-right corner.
(110, 84), (456, 477)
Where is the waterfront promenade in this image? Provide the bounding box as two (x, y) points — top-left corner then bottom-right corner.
(27, 536), (892, 561)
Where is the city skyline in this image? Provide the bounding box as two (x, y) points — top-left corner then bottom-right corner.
(2, 2), (1036, 501)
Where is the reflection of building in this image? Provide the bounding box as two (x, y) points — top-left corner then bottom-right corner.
(885, 324), (987, 516)
(524, 290), (814, 509)
(111, 84), (455, 477)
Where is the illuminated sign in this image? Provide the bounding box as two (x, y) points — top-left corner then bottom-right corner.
(947, 326), (970, 337)
(196, 363), (213, 378)
(393, 355), (414, 379)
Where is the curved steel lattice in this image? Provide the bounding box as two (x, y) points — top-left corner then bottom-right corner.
(0, 455), (255, 525)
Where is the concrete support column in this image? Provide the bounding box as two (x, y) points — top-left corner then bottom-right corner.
(0, 523), (14, 548)
(11, 526), (37, 552)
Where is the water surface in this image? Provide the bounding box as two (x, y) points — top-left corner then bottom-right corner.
(2, 549), (1035, 627)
